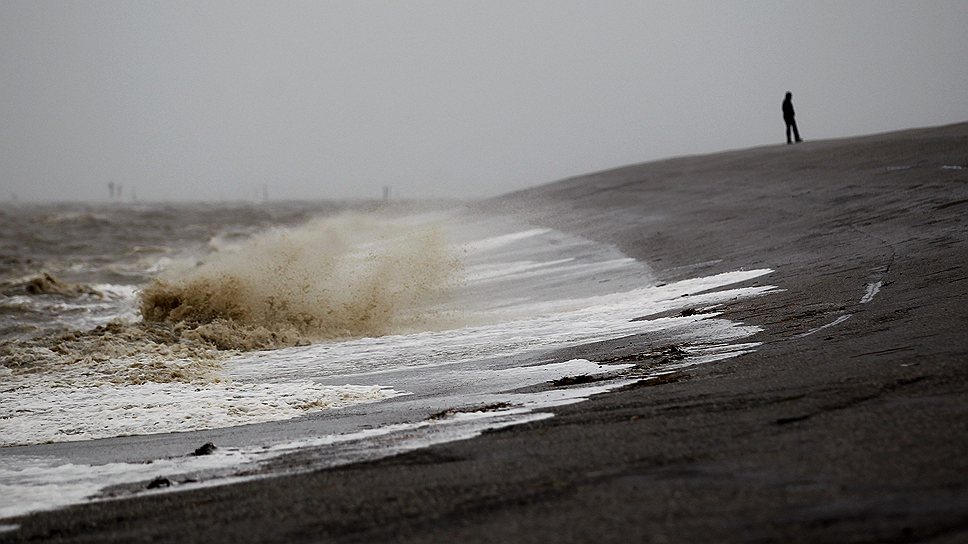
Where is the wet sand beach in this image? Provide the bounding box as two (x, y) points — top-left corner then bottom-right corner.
(4, 123), (968, 542)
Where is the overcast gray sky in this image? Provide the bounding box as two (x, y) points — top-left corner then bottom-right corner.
(2, 1), (967, 202)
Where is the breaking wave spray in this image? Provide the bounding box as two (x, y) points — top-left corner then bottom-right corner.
(139, 212), (463, 350)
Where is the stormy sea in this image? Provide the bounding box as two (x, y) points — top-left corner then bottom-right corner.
(0, 201), (775, 520)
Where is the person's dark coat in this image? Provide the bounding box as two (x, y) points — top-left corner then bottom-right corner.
(782, 97), (795, 121)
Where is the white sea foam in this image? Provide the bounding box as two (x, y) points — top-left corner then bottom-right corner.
(90, 283), (140, 301)
(0, 360), (636, 520)
(0, 448), (253, 519)
(0, 382), (401, 446)
(226, 273), (775, 384)
(460, 227), (553, 253)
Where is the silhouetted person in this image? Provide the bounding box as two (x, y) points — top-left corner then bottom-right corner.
(782, 92), (802, 144)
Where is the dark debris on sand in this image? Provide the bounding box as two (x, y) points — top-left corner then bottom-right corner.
(427, 402), (515, 421)
(191, 442), (217, 456)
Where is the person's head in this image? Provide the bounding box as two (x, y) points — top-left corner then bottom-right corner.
(785, 92), (792, 100)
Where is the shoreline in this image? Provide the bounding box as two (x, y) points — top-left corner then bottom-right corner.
(3, 123), (968, 542)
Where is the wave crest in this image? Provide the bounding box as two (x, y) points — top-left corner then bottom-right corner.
(0, 321), (223, 386)
(1, 272), (103, 297)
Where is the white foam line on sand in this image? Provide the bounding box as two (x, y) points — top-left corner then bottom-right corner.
(0, 375), (633, 521)
(0, 342), (750, 521)
(795, 314), (852, 338)
(860, 281), (883, 304)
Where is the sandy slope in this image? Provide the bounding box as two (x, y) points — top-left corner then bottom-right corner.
(4, 123), (968, 543)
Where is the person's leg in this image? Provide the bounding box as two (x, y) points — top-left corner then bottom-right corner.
(786, 122), (793, 144)
(792, 120), (802, 142)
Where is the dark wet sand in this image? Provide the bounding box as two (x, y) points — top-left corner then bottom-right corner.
(4, 123), (968, 543)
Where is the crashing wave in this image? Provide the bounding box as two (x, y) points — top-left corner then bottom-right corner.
(0, 272), (103, 297)
(1, 212), (464, 384)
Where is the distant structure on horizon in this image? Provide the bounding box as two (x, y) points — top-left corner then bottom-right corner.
(107, 181), (136, 202)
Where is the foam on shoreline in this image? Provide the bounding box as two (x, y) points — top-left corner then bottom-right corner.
(0, 208), (778, 522)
